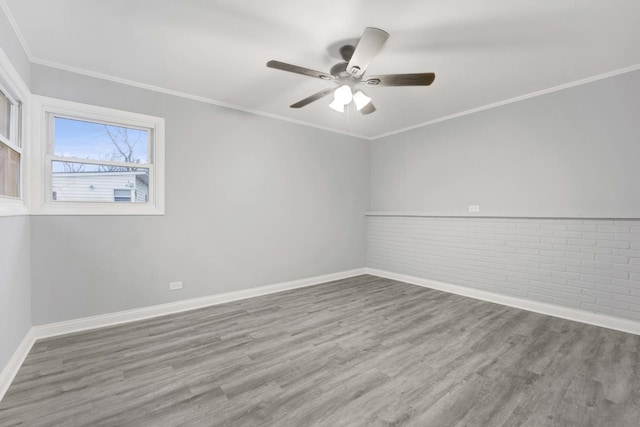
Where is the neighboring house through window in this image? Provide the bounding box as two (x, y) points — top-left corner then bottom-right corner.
(114, 188), (133, 202)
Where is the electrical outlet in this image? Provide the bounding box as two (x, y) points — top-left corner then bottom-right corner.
(169, 281), (183, 291)
(468, 205), (480, 213)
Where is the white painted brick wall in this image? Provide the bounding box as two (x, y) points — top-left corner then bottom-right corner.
(366, 216), (640, 322)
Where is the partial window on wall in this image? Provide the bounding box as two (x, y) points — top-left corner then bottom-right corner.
(0, 46), (29, 217)
(0, 86), (22, 199)
(33, 96), (164, 215)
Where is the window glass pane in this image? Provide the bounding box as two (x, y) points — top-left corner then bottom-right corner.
(113, 189), (132, 202)
(0, 91), (10, 140)
(0, 143), (20, 198)
(51, 160), (149, 203)
(54, 117), (149, 164)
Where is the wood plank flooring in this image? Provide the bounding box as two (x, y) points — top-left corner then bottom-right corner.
(1, 275), (639, 426)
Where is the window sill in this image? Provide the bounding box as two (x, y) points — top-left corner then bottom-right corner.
(0, 197), (29, 217)
(33, 202), (164, 216)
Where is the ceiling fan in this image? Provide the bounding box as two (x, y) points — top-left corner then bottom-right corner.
(267, 27), (435, 114)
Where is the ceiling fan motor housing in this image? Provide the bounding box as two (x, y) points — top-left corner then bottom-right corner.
(330, 61), (349, 77)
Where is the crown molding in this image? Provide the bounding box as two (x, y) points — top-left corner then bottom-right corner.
(31, 56), (640, 142)
(373, 63), (640, 140)
(2, 1), (640, 141)
(31, 57), (372, 140)
(0, 0), (34, 61)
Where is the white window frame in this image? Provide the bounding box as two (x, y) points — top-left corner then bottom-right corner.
(0, 48), (29, 217)
(32, 96), (165, 215)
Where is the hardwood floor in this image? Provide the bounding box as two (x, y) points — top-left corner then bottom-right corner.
(1, 274), (639, 426)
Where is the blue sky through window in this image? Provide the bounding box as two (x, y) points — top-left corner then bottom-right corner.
(54, 117), (149, 163)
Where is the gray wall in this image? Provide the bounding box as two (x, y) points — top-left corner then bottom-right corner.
(371, 70), (640, 218)
(0, 216), (31, 371)
(368, 69), (640, 321)
(30, 64), (369, 325)
(0, 8), (31, 383)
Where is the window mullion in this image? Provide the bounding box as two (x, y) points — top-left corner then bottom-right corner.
(49, 155), (151, 169)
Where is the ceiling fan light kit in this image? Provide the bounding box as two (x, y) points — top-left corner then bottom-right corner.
(353, 91), (372, 111)
(329, 85), (351, 112)
(267, 27), (436, 115)
(334, 85), (353, 104)
(328, 98), (345, 113)
(327, 85), (372, 113)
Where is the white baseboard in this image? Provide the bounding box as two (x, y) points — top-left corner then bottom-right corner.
(366, 268), (640, 336)
(0, 328), (35, 403)
(12, 266), (637, 403)
(33, 268), (367, 339)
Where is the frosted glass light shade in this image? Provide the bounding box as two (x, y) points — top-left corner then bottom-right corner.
(334, 85), (353, 105)
(353, 91), (371, 110)
(329, 98), (345, 112)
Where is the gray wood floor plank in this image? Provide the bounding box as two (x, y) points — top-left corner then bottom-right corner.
(1, 274), (640, 426)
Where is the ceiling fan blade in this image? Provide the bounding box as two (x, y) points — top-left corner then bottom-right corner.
(347, 27), (389, 78)
(267, 60), (334, 81)
(360, 102), (376, 115)
(290, 88), (335, 108)
(364, 73), (436, 86)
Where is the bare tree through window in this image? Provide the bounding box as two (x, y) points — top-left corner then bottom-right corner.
(59, 124), (145, 172)
(98, 125), (143, 171)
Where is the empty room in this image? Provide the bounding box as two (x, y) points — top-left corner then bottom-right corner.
(1, 1), (640, 426)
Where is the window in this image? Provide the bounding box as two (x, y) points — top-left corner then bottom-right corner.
(0, 89), (21, 198)
(0, 53), (28, 217)
(33, 96), (164, 215)
(0, 84), (22, 196)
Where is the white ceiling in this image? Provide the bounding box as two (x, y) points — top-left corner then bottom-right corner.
(4, 0), (640, 139)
